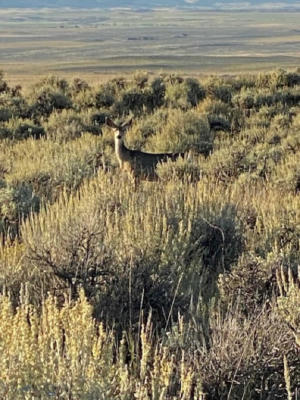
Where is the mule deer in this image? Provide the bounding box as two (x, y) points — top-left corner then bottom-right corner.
(106, 117), (184, 182)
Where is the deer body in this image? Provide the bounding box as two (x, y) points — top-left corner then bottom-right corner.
(107, 118), (183, 181)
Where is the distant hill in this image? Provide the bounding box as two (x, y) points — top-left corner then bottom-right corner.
(0, 0), (299, 10)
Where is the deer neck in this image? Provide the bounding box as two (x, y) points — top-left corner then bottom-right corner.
(115, 135), (130, 164)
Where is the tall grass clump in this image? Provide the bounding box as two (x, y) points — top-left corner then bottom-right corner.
(0, 283), (298, 399)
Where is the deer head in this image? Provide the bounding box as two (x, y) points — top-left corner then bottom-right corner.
(106, 117), (133, 140)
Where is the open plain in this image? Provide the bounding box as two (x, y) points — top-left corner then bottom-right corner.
(0, 8), (300, 84)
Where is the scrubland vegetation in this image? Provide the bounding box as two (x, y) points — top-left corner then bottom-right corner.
(0, 68), (299, 399)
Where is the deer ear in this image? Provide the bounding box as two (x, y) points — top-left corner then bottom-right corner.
(123, 118), (133, 129)
(106, 117), (117, 128)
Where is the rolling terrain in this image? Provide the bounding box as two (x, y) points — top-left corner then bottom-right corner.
(0, 8), (300, 86)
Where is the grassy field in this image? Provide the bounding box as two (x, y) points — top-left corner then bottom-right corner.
(0, 8), (300, 85)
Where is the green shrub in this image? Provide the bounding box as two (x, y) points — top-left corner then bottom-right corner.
(225, 74), (256, 91)
(19, 173), (243, 329)
(208, 115), (231, 132)
(72, 87), (96, 110)
(146, 76), (166, 109)
(164, 79), (185, 109)
(197, 98), (236, 132)
(205, 77), (232, 103)
(114, 88), (146, 116)
(0, 108), (11, 122)
(29, 88), (72, 118)
(271, 153), (300, 193)
(197, 98), (232, 116)
(0, 70), (9, 93)
(0, 182), (40, 239)
(0, 125), (11, 140)
(0, 118), (45, 140)
(251, 195), (300, 265)
(94, 78), (128, 110)
(43, 110), (86, 141)
(156, 155), (203, 183)
(165, 77), (205, 109)
(90, 111), (109, 128)
(184, 78), (206, 106)
(95, 86), (115, 108)
(256, 69), (300, 89)
(233, 89), (255, 110)
(279, 87), (300, 107)
(33, 74), (69, 92)
(205, 141), (248, 181)
(145, 109), (212, 155)
(1, 135), (106, 203)
(124, 109), (169, 149)
(0, 92), (29, 119)
(245, 142), (285, 178)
